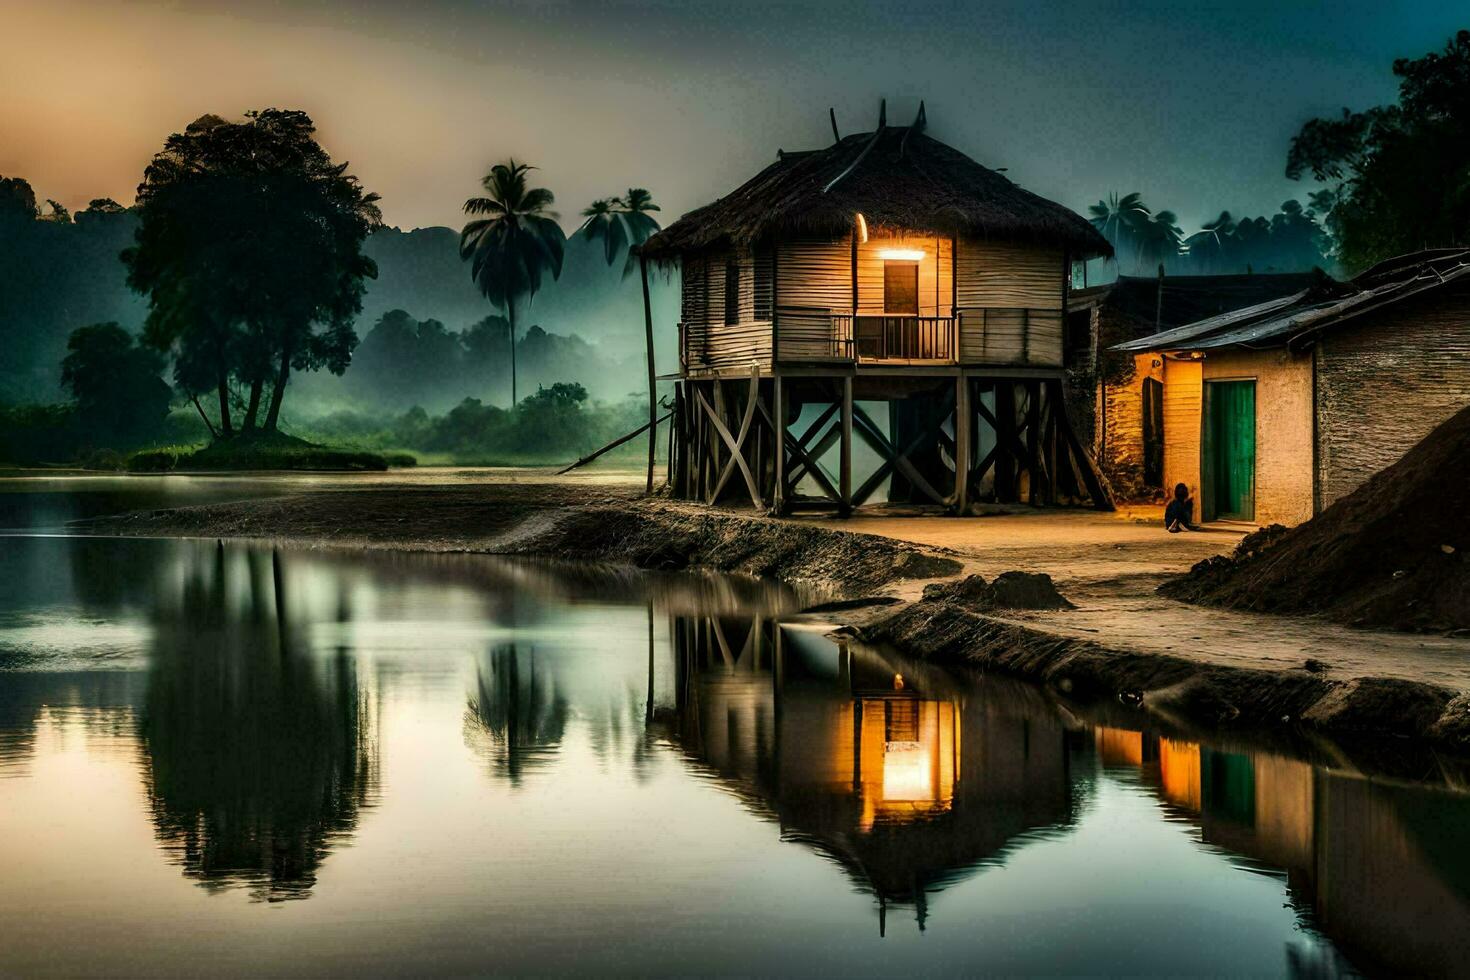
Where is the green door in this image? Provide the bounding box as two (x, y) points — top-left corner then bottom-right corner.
(1202, 380), (1256, 521)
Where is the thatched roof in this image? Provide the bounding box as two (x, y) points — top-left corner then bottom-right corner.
(640, 122), (1111, 260)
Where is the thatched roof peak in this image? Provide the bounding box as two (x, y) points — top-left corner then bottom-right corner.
(641, 111), (1111, 260)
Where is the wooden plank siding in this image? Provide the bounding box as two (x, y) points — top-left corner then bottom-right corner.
(682, 246), (772, 375)
(773, 237), (852, 362)
(955, 239), (1065, 367)
(1161, 356), (1203, 504)
(854, 234), (953, 317)
(1315, 283), (1470, 508)
(683, 234), (1070, 374)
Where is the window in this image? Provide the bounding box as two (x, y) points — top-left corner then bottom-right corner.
(724, 262), (740, 325)
(753, 248), (773, 321)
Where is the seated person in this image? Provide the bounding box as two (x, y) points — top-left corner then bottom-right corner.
(1164, 483), (1195, 532)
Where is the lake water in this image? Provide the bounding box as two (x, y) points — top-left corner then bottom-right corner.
(2, 483), (1469, 976)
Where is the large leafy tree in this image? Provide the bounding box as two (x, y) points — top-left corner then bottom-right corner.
(579, 188), (663, 492)
(124, 109), (381, 436)
(1287, 29), (1470, 271)
(460, 160), (566, 407)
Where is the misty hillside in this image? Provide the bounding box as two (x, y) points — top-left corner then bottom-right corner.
(0, 214), (677, 410)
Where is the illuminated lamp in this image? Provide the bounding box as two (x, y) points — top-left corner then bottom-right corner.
(877, 248), (925, 261)
(854, 212), (869, 243)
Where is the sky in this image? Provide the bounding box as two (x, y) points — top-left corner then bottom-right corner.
(3, 0), (1466, 235)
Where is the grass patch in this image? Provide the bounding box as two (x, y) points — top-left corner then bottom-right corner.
(127, 431), (414, 473)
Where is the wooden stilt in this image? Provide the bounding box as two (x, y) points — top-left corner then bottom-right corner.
(840, 375), (853, 516)
(1044, 382), (1060, 506)
(994, 382), (1017, 502)
(771, 374), (787, 515)
(952, 374), (970, 515)
(1026, 380), (1041, 505)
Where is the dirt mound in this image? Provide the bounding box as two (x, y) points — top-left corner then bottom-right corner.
(921, 571), (1075, 611)
(1160, 404), (1470, 632)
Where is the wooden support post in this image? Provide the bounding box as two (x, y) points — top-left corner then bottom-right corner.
(1044, 382), (1060, 506)
(1026, 380), (1041, 505)
(711, 380), (727, 503)
(669, 383), (682, 497)
(700, 367), (765, 510)
(772, 374), (787, 515)
(952, 374), (970, 515)
(840, 375), (854, 516)
(994, 382), (1017, 502)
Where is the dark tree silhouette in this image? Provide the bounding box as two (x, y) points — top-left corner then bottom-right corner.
(463, 645), (568, 786)
(1287, 29), (1470, 270)
(0, 176), (39, 222)
(60, 322), (172, 446)
(141, 545), (378, 901)
(460, 160), (566, 407)
(579, 188), (662, 492)
(124, 109), (381, 435)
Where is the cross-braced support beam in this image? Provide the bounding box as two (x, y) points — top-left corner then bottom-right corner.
(675, 371), (1110, 515)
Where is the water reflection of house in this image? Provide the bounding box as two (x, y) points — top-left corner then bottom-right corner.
(1093, 726), (1470, 976)
(668, 616), (1080, 930)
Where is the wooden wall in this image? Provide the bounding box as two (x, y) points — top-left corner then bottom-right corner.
(683, 233), (1071, 372)
(955, 239), (1065, 367)
(1315, 284), (1470, 508)
(775, 238), (850, 310)
(682, 246), (772, 375)
(1161, 357), (1202, 506)
(854, 233), (952, 316)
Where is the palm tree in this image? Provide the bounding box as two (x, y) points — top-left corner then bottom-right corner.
(1184, 211), (1235, 274)
(460, 160), (566, 407)
(1088, 192), (1150, 265)
(1134, 208), (1184, 273)
(579, 188), (663, 494)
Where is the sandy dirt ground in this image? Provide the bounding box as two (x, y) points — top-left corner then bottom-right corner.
(799, 505), (1470, 689)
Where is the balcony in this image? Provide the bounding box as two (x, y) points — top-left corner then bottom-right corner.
(776, 307), (956, 363)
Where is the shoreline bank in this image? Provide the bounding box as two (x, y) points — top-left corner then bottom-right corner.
(66, 478), (1470, 751)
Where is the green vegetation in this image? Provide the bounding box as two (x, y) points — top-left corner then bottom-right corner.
(124, 109), (381, 436)
(127, 431), (392, 473)
(459, 160), (566, 407)
(1088, 193), (1335, 276)
(292, 383), (645, 466)
(1091, 29), (1470, 278)
(1287, 29), (1470, 272)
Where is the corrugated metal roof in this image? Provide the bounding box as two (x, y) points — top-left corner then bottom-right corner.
(1109, 250), (1470, 354)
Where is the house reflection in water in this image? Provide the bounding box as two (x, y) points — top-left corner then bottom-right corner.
(664, 615), (1081, 932)
(1093, 726), (1470, 976)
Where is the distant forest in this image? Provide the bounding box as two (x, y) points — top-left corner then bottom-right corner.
(0, 205), (672, 408)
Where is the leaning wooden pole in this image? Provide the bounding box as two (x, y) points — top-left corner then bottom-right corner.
(639, 251), (658, 496)
(555, 412), (672, 476)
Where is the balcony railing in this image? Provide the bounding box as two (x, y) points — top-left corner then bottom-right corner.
(844, 315), (956, 361)
(776, 309), (956, 363)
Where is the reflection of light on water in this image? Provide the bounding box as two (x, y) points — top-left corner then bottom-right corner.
(0, 615), (153, 669)
(881, 741), (931, 801)
(858, 699), (959, 829)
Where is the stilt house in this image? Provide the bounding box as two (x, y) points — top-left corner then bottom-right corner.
(1111, 249), (1470, 525)
(639, 103), (1113, 514)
